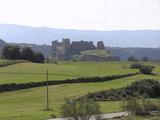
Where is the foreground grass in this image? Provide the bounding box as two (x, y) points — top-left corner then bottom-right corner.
(0, 61), (160, 120)
(0, 77), (136, 120)
(0, 74), (160, 120)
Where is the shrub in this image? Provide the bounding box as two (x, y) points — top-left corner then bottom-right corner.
(139, 65), (155, 74)
(123, 97), (160, 116)
(130, 63), (143, 69)
(61, 98), (102, 120)
(83, 79), (160, 101)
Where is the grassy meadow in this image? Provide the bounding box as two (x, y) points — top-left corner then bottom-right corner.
(0, 60), (160, 120)
(80, 50), (110, 57)
(0, 61), (139, 84)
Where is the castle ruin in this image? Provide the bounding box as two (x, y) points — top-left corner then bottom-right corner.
(52, 38), (105, 60)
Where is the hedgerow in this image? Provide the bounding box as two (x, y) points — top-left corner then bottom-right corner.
(0, 72), (139, 93)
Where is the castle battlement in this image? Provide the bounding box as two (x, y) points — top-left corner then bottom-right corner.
(52, 38), (105, 60)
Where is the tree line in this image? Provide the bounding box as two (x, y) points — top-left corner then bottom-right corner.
(1, 45), (45, 63)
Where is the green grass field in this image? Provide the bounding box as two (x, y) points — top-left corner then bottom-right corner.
(80, 50), (110, 57)
(0, 61), (160, 120)
(0, 59), (27, 67)
(0, 76), (139, 120)
(0, 61), (139, 84)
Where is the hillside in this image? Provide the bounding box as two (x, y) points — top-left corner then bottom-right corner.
(79, 50), (117, 61)
(0, 24), (160, 48)
(81, 50), (110, 57)
(109, 47), (160, 61)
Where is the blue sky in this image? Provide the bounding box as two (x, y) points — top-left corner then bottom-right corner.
(0, 0), (160, 30)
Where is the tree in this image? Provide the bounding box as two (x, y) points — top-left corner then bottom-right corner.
(61, 98), (101, 120)
(34, 52), (45, 63)
(128, 56), (139, 62)
(2, 45), (20, 60)
(20, 47), (35, 62)
(141, 56), (149, 62)
(2, 45), (45, 63)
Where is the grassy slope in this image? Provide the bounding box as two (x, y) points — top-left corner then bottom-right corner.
(0, 59), (27, 67)
(0, 62), (138, 84)
(80, 50), (110, 57)
(0, 61), (160, 120)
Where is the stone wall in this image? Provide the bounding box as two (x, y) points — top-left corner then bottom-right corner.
(70, 40), (96, 54)
(52, 39), (106, 60)
(97, 41), (105, 50)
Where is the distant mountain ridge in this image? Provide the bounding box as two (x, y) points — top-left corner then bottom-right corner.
(0, 24), (160, 48)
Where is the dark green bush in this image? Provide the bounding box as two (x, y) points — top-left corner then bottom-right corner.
(139, 65), (155, 74)
(83, 79), (160, 101)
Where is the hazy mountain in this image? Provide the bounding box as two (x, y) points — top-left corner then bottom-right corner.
(0, 24), (160, 48)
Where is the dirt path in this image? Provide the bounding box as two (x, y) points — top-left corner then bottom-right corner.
(48, 111), (129, 120)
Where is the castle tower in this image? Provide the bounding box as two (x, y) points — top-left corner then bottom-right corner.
(97, 41), (105, 50)
(62, 38), (71, 52)
(52, 40), (58, 56)
(52, 40), (58, 48)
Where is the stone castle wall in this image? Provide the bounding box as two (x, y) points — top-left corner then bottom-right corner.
(70, 40), (96, 54)
(52, 39), (105, 60)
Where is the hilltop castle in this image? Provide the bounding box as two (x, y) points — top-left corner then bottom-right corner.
(52, 38), (105, 60)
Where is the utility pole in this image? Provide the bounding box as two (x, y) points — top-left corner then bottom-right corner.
(46, 69), (49, 110)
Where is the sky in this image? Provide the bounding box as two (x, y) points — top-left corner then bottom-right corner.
(0, 0), (160, 30)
